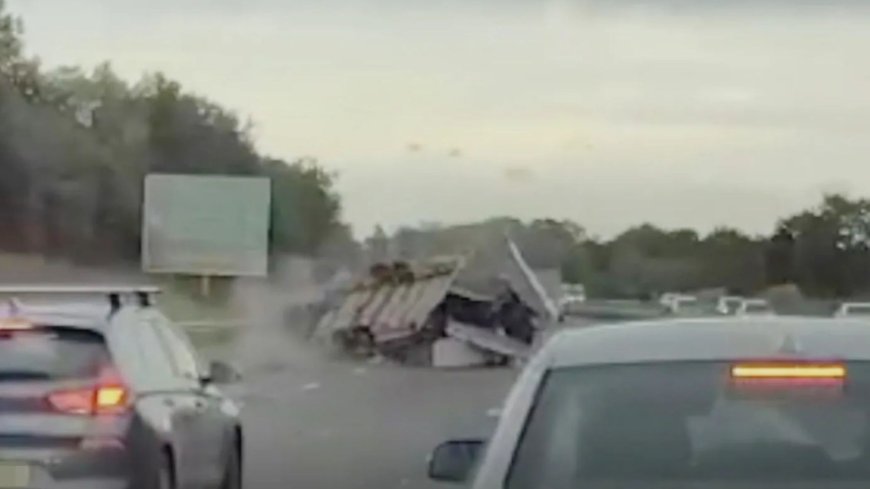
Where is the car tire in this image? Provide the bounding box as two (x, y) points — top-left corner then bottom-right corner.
(155, 452), (175, 489)
(220, 445), (242, 489)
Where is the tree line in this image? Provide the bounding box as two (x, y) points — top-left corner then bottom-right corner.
(373, 194), (870, 299)
(0, 2), (350, 265)
(560, 194), (870, 299)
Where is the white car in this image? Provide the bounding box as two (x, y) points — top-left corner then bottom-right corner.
(428, 317), (870, 488)
(658, 293), (681, 308)
(557, 285), (586, 317)
(736, 298), (775, 316)
(659, 293), (697, 314)
(715, 296), (744, 315)
(666, 295), (699, 315)
(834, 302), (870, 318)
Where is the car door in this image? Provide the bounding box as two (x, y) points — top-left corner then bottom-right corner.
(135, 314), (212, 488)
(124, 313), (205, 489)
(152, 317), (229, 487)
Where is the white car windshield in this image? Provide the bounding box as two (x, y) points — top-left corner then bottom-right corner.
(507, 362), (870, 489)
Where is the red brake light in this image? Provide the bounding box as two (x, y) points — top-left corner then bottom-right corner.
(731, 363), (846, 380)
(47, 388), (94, 415)
(47, 367), (130, 415)
(730, 362), (846, 390)
(47, 385), (129, 415)
(0, 319), (32, 331)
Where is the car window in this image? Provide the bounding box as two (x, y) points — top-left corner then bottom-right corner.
(508, 362), (870, 489)
(0, 326), (108, 381)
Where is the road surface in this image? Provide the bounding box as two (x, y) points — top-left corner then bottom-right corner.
(204, 323), (517, 489)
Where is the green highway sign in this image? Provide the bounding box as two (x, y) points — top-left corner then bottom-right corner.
(142, 174), (271, 276)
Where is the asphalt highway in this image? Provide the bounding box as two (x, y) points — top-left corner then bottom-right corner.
(206, 322), (516, 489)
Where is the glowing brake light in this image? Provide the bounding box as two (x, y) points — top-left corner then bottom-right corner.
(47, 385), (129, 415)
(95, 386), (126, 408)
(47, 367), (130, 415)
(731, 363), (846, 380)
(0, 319), (32, 331)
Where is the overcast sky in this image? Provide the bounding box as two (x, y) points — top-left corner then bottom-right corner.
(7, 0), (870, 238)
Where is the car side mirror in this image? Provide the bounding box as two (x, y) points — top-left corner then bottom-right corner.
(205, 361), (242, 385)
(428, 439), (484, 483)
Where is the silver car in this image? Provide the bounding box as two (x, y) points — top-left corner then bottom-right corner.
(736, 298), (775, 317)
(834, 302), (870, 318)
(429, 317), (870, 488)
(0, 286), (242, 489)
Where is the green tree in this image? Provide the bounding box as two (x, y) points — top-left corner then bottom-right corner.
(776, 194), (870, 296)
(0, 1), (348, 264)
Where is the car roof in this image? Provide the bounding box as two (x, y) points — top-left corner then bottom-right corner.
(545, 317), (870, 368)
(1, 303), (113, 332)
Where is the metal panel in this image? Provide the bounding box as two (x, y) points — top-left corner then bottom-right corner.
(370, 265), (463, 343)
(317, 288), (369, 335)
(446, 321), (530, 358)
(316, 257), (465, 344)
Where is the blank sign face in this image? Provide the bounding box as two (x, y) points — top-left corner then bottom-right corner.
(143, 174), (271, 276)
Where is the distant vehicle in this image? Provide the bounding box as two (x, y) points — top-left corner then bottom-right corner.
(660, 294), (698, 315)
(834, 302), (870, 318)
(0, 286), (243, 489)
(715, 296), (744, 315)
(428, 317), (870, 488)
(559, 284), (585, 301)
(658, 293), (681, 308)
(736, 298), (775, 316)
(557, 284), (586, 318)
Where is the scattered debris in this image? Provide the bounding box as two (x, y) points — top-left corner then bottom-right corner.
(314, 238), (558, 368)
(432, 337), (488, 368)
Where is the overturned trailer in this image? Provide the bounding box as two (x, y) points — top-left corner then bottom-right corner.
(314, 239), (558, 367)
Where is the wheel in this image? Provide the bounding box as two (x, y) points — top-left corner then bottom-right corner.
(220, 445), (242, 489)
(154, 452), (175, 489)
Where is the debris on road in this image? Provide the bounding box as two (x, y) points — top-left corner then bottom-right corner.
(314, 238), (558, 367)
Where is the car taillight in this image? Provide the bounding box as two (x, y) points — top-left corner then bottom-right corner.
(47, 366), (130, 415)
(0, 318), (32, 331)
(47, 385), (130, 415)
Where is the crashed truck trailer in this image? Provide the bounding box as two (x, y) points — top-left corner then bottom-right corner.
(314, 256), (548, 367)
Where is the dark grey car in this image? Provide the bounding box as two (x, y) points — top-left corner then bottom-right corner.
(0, 286), (242, 489)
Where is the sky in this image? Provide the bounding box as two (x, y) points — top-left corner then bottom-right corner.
(7, 0), (870, 238)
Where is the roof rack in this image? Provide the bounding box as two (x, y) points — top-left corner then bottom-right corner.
(0, 285), (161, 313)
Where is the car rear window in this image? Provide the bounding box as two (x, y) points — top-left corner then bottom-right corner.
(0, 327), (108, 381)
(507, 362), (870, 489)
